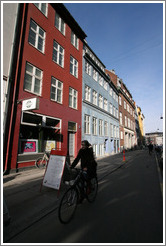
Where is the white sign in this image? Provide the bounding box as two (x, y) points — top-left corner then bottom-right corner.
(44, 140), (56, 152)
(43, 155), (66, 190)
(22, 98), (39, 111)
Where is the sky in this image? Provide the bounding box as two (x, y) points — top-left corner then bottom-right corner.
(64, 2), (164, 133)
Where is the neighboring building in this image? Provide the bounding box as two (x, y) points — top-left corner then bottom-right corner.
(134, 103), (139, 146)
(105, 69), (136, 151)
(3, 3), (87, 171)
(82, 44), (120, 158)
(145, 132), (163, 146)
(137, 106), (145, 146)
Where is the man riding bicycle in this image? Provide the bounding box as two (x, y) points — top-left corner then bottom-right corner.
(70, 140), (97, 202)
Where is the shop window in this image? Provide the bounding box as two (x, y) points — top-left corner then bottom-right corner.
(68, 122), (77, 132)
(22, 112), (42, 125)
(46, 117), (60, 128)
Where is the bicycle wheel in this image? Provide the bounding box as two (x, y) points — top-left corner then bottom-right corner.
(35, 157), (47, 168)
(86, 176), (98, 203)
(58, 187), (78, 224)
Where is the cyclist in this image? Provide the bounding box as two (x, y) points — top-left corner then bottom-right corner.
(70, 140), (97, 202)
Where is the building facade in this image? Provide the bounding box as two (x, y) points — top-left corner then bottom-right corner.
(145, 132), (163, 146)
(105, 69), (136, 151)
(137, 106), (145, 146)
(3, 3), (87, 171)
(82, 44), (120, 158)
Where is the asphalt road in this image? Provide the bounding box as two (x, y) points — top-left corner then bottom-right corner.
(8, 150), (163, 243)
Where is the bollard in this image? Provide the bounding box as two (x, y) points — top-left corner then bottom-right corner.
(123, 149), (125, 161)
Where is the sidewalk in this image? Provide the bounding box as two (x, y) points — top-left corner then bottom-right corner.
(3, 152), (127, 243)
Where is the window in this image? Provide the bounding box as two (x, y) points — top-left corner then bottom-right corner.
(70, 56), (78, 78)
(99, 95), (103, 108)
(120, 112), (122, 125)
(121, 131), (123, 139)
(85, 85), (91, 102)
(50, 77), (63, 103)
(55, 12), (65, 35)
(117, 127), (119, 138)
(69, 87), (77, 109)
(110, 87), (113, 96)
(92, 117), (97, 135)
(92, 90), (97, 105)
(110, 124), (113, 138)
(119, 96), (122, 105)
(24, 62), (42, 95)
(53, 40), (64, 67)
(127, 104), (129, 112)
(28, 19), (45, 53)
(131, 121), (133, 130)
(34, 3), (48, 16)
(128, 118), (130, 128)
(110, 103), (113, 114)
(104, 98), (108, 111)
(93, 145), (98, 157)
(99, 75), (103, 86)
(116, 109), (119, 118)
(116, 95), (118, 102)
(99, 119), (103, 136)
(71, 31), (79, 49)
(104, 121), (108, 136)
(113, 91), (116, 100)
(114, 126), (116, 138)
(85, 61), (91, 76)
(103, 80), (107, 90)
(93, 69), (98, 81)
(84, 115), (90, 134)
(113, 106), (116, 117)
(99, 144), (104, 156)
(125, 116), (127, 127)
(124, 101), (126, 109)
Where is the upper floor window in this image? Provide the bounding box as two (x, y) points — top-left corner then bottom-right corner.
(120, 112), (122, 125)
(124, 101), (126, 109)
(104, 98), (108, 111)
(110, 87), (113, 96)
(70, 56), (78, 78)
(84, 115), (90, 134)
(92, 90), (97, 105)
(92, 117), (97, 135)
(85, 85), (91, 102)
(34, 3), (48, 16)
(104, 121), (108, 136)
(71, 31), (79, 49)
(113, 106), (116, 117)
(99, 94), (103, 109)
(69, 87), (77, 109)
(93, 69), (98, 81)
(99, 119), (103, 136)
(55, 12), (65, 35)
(103, 80), (108, 90)
(50, 77), (63, 104)
(24, 62), (43, 95)
(110, 103), (113, 114)
(52, 40), (64, 67)
(99, 75), (103, 86)
(28, 19), (45, 53)
(85, 61), (91, 76)
(113, 91), (116, 100)
(119, 96), (122, 105)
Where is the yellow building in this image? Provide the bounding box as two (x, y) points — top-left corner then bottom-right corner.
(137, 106), (145, 145)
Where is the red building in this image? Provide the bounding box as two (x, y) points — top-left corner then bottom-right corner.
(4, 3), (87, 171)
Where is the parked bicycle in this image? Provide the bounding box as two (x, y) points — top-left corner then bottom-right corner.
(58, 168), (98, 224)
(35, 151), (50, 168)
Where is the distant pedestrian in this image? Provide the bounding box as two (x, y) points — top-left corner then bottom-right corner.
(148, 142), (153, 155)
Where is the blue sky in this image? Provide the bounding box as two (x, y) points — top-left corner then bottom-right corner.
(64, 2), (164, 133)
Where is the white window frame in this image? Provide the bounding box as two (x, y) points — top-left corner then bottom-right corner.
(85, 61), (91, 76)
(55, 12), (65, 35)
(103, 80), (107, 90)
(110, 124), (113, 138)
(99, 119), (103, 136)
(34, 3), (48, 16)
(124, 101), (126, 109)
(99, 75), (103, 86)
(85, 85), (91, 102)
(120, 112), (122, 125)
(110, 87), (113, 96)
(113, 106), (116, 117)
(116, 109), (119, 118)
(114, 125), (116, 138)
(28, 19), (46, 53)
(92, 90), (97, 105)
(92, 117), (97, 135)
(50, 77), (63, 104)
(110, 103), (113, 114)
(93, 69), (98, 81)
(104, 98), (108, 111)
(24, 62), (43, 96)
(70, 56), (78, 78)
(117, 127), (119, 139)
(125, 116), (127, 127)
(99, 95), (103, 109)
(84, 115), (90, 134)
(71, 31), (79, 49)
(121, 131), (123, 139)
(53, 40), (64, 67)
(69, 87), (78, 109)
(119, 96), (122, 105)
(104, 121), (108, 136)
(113, 91), (116, 100)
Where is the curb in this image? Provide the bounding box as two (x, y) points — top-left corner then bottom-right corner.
(154, 152), (163, 196)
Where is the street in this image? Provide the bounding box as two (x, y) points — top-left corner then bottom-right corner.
(6, 150), (163, 243)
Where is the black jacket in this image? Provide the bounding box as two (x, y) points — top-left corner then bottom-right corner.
(71, 147), (97, 172)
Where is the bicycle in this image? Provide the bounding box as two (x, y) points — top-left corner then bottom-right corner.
(58, 168), (98, 224)
(35, 151), (50, 168)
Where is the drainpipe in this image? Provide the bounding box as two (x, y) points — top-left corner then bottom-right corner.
(4, 3), (26, 173)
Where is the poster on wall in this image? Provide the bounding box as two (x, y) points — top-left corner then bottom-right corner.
(42, 155), (66, 190)
(44, 140), (56, 152)
(20, 139), (38, 154)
